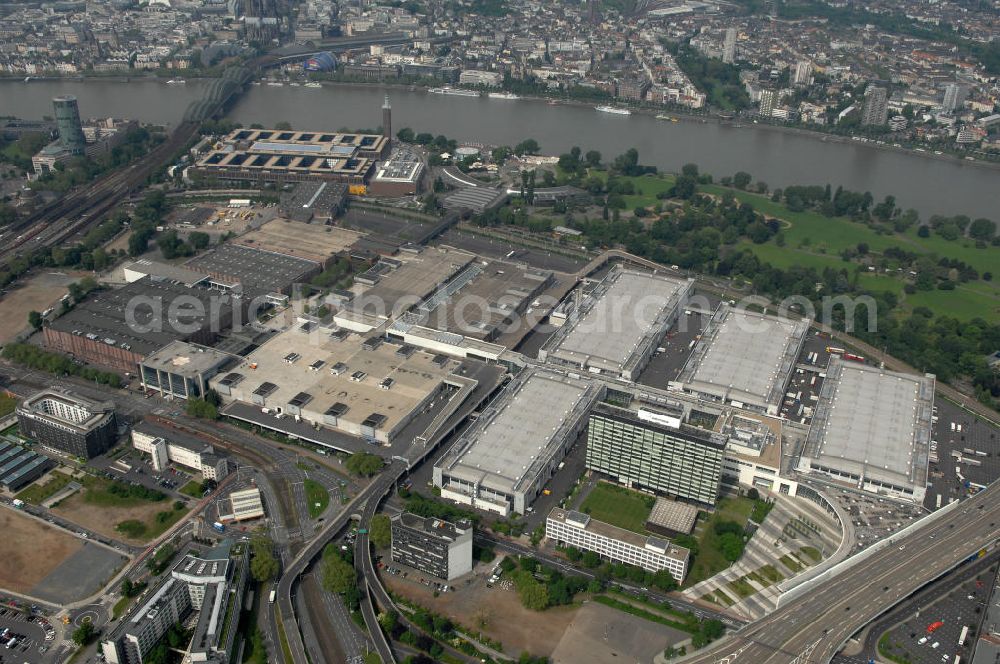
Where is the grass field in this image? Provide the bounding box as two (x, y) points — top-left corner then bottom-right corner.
(304, 479), (329, 519)
(683, 497), (755, 589)
(579, 482), (654, 534)
(16, 470), (75, 504)
(180, 480), (203, 499)
(696, 183), (1000, 322)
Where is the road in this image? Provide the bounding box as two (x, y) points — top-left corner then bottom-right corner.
(678, 481), (1000, 664)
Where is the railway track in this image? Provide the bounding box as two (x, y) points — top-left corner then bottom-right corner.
(1, 120), (200, 269)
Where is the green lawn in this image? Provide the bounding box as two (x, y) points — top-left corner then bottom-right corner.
(82, 475), (165, 508)
(180, 480), (203, 499)
(0, 394), (18, 418)
(304, 479), (329, 519)
(15, 470), (75, 504)
(683, 496), (755, 589)
(579, 482), (654, 534)
(906, 284), (1000, 320)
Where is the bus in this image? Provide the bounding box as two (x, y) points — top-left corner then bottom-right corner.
(269, 590), (277, 604)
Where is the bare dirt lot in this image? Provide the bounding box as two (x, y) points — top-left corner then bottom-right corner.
(384, 563), (578, 658)
(0, 271), (83, 343)
(52, 492), (170, 545)
(0, 509), (82, 594)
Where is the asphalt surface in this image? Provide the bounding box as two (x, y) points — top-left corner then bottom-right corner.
(678, 482), (1000, 664)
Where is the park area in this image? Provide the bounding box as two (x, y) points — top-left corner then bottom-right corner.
(49, 473), (188, 544)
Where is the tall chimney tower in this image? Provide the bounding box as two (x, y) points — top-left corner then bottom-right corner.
(382, 94), (392, 144)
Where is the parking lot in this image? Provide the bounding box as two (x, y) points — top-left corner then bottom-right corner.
(826, 487), (925, 554)
(776, 332), (838, 425)
(0, 605), (58, 664)
(879, 562), (993, 664)
(924, 397), (1000, 512)
(88, 446), (194, 500)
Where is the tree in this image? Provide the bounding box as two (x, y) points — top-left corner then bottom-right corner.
(346, 452), (384, 477)
(189, 231), (210, 250)
(28, 310), (43, 330)
(321, 551), (356, 594)
(584, 150), (602, 168)
(274, 121), (293, 130)
(72, 621), (95, 646)
(651, 569), (678, 591)
(250, 536), (279, 582)
(378, 610), (399, 634)
(370, 514), (392, 549)
(969, 217), (997, 241)
(733, 171), (752, 190)
(514, 138), (540, 156)
(581, 550), (601, 568)
(396, 127), (415, 143)
(186, 398), (218, 420)
(681, 162), (699, 177)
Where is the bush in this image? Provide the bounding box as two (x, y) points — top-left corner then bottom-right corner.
(345, 452), (384, 477)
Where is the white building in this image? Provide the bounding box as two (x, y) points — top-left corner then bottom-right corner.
(546, 508), (689, 582)
(459, 69), (503, 87)
(229, 487), (265, 521)
(132, 423), (229, 480)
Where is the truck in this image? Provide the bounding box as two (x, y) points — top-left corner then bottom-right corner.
(269, 590), (277, 604)
(212, 521), (226, 533)
(11, 499), (24, 509)
(927, 621), (944, 634)
(958, 625), (969, 646)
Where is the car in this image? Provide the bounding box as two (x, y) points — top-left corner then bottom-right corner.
(931, 642), (940, 649)
(919, 637), (928, 644)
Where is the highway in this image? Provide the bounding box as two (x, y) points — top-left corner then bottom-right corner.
(680, 481), (1000, 664)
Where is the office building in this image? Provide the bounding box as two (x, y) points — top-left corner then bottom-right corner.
(390, 512), (473, 580)
(861, 85), (889, 126)
(758, 88), (777, 117)
(53, 95), (86, 155)
(139, 341), (237, 401)
(793, 60), (812, 86)
(942, 82), (964, 114)
(102, 543), (247, 664)
(722, 27), (736, 64)
(435, 370), (602, 516)
(673, 305), (808, 415)
(229, 487), (265, 521)
(132, 421), (229, 480)
(798, 358), (935, 502)
(16, 389), (117, 459)
(546, 508), (689, 582)
(586, 405), (726, 506)
(538, 267), (693, 381)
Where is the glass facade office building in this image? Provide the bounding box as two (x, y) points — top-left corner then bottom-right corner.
(586, 409), (725, 505)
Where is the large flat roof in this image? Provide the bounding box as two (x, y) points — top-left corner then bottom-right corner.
(184, 244), (319, 298)
(234, 218), (363, 265)
(437, 370), (598, 496)
(541, 268), (691, 376)
(213, 321), (461, 438)
(351, 247), (476, 319)
(677, 306), (808, 409)
(803, 358), (934, 491)
(140, 341), (237, 376)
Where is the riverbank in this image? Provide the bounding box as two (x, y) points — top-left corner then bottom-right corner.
(308, 79), (1000, 172)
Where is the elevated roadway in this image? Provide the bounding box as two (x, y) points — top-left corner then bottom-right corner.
(679, 480), (1000, 664)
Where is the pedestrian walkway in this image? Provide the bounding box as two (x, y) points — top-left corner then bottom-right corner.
(682, 495), (843, 620)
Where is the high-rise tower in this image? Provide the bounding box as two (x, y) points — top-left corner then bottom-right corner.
(53, 95), (86, 155)
(382, 94), (392, 143)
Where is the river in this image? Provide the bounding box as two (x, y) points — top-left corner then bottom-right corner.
(3, 78), (999, 220)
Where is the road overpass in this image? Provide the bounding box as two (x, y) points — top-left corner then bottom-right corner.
(679, 480), (1000, 664)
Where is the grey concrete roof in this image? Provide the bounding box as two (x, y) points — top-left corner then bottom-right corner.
(543, 268), (690, 375)
(804, 358), (934, 490)
(439, 370), (598, 496)
(678, 306), (808, 408)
